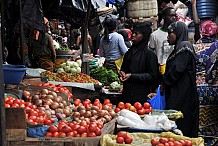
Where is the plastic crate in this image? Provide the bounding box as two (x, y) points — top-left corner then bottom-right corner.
(3, 64), (27, 84)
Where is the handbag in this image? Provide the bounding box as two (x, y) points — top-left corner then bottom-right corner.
(148, 85), (166, 110)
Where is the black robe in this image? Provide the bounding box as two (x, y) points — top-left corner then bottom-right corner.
(120, 45), (159, 105)
(163, 41), (199, 137)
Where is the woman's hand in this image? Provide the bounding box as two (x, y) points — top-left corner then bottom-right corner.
(119, 71), (126, 78)
(120, 73), (131, 82)
(147, 93), (157, 99)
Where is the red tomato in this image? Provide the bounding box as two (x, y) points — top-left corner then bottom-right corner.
(72, 124), (80, 131)
(97, 123), (103, 129)
(125, 135), (133, 144)
(73, 100), (80, 106)
(44, 119), (51, 125)
(168, 138), (175, 143)
(168, 141), (175, 146)
(103, 99), (110, 105)
(88, 123), (97, 132)
(179, 140), (186, 145)
(75, 133), (80, 137)
(118, 102), (125, 109)
(77, 126), (86, 134)
(94, 127), (102, 136)
(184, 140), (192, 146)
(5, 104), (10, 108)
(52, 132), (59, 138)
(116, 136), (124, 144)
(164, 143), (170, 146)
(117, 131), (127, 139)
(29, 116), (37, 121)
(159, 138), (168, 144)
(94, 99), (100, 103)
(115, 107), (121, 113)
(157, 144), (165, 146)
(49, 125), (58, 133)
(145, 108), (151, 114)
(174, 141), (182, 146)
(143, 102), (151, 109)
(58, 132), (66, 138)
(137, 108), (146, 115)
(87, 132), (96, 137)
(61, 125), (72, 133)
(12, 103), (19, 108)
(125, 103), (132, 109)
(80, 121), (87, 127)
(24, 102), (32, 107)
(134, 102), (143, 110)
(67, 132), (75, 137)
(6, 99), (14, 105)
(72, 131), (78, 135)
(151, 139), (159, 145)
(81, 132), (87, 137)
(45, 132), (53, 137)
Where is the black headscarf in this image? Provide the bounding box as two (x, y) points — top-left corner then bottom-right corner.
(103, 17), (117, 41)
(131, 22), (152, 51)
(167, 21), (195, 61)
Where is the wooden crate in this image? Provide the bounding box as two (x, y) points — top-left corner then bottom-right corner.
(6, 108), (27, 141)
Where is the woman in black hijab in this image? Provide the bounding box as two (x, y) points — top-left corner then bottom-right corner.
(119, 22), (159, 105)
(162, 21), (199, 137)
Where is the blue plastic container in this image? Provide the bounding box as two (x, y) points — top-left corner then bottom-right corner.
(196, 0), (218, 19)
(3, 65), (27, 84)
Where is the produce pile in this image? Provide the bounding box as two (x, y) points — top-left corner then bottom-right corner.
(40, 71), (99, 84)
(90, 67), (119, 85)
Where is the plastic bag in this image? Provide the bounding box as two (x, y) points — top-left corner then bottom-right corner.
(148, 85), (166, 110)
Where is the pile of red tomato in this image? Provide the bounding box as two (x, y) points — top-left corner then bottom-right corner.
(46, 120), (103, 138)
(151, 137), (193, 146)
(115, 101), (152, 115)
(116, 131), (133, 144)
(4, 96), (55, 125)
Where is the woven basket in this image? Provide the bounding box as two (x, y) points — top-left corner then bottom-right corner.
(127, 0), (158, 18)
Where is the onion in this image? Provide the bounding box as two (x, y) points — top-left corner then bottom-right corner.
(62, 114), (66, 119)
(84, 118), (90, 122)
(38, 106), (45, 111)
(56, 113), (63, 120)
(43, 105), (50, 110)
(59, 103), (64, 109)
(55, 108), (63, 114)
(98, 110), (106, 117)
(72, 107), (78, 112)
(79, 109), (86, 117)
(50, 110), (55, 115)
(45, 95), (54, 100)
(91, 106), (99, 111)
(35, 99), (42, 106)
(43, 99), (53, 106)
(109, 111), (117, 118)
(32, 95), (39, 102)
(48, 91), (57, 98)
(50, 102), (59, 110)
(102, 105), (110, 111)
(45, 110), (52, 118)
(90, 116), (96, 122)
(77, 106), (85, 112)
(41, 89), (49, 95)
(53, 96), (62, 103)
(72, 112), (80, 118)
(91, 110), (98, 116)
(62, 101), (67, 107)
(104, 115), (112, 122)
(23, 90), (31, 99)
(63, 109), (70, 117)
(84, 111), (91, 118)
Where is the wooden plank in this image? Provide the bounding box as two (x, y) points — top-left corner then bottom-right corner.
(5, 108), (26, 129)
(7, 141), (64, 146)
(6, 129), (26, 141)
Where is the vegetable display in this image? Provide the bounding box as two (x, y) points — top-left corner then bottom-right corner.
(90, 67), (119, 85)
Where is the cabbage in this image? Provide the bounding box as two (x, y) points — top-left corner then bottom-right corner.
(70, 68), (77, 74)
(76, 60), (82, 67)
(76, 67), (81, 73)
(60, 63), (67, 68)
(64, 66), (71, 73)
(109, 81), (122, 92)
(67, 61), (79, 68)
(57, 68), (65, 74)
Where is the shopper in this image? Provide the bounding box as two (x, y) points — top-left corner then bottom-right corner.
(29, 17), (56, 71)
(117, 29), (132, 48)
(99, 17), (128, 73)
(162, 21), (199, 137)
(76, 29), (93, 53)
(119, 22), (159, 105)
(149, 7), (176, 75)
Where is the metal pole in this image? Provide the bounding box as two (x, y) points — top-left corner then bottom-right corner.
(0, 0), (6, 145)
(81, 0), (92, 75)
(19, 0), (25, 65)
